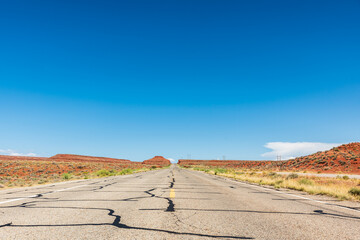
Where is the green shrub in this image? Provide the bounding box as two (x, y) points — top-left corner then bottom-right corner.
(96, 169), (110, 177)
(37, 179), (47, 184)
(214, 168), (227, 175)
(62, 173), (71, 180)
(298, 178), (314, 185)
(286, 173), (299, 179)
(339, 160), (346, 166)
(275, 180), (283, 185)
(349, 188), (360, 197)
(342, 175), (349, 180)
(119, 168), (133, 175)
(267, 172), (278, 178)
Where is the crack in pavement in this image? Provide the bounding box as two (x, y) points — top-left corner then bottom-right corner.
(0, 168), (255, 239)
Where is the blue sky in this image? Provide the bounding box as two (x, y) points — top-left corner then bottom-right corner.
(0, 0), (359, 161)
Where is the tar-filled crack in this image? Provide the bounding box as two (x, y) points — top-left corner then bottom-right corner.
(144, 188), (156, 197)
(2, 174), (179, 226)
(95, 182), (117, 191)
(166, 173), (215, 233)
(166, 198), (175, 212)
(141, 171), (176, 212)
(167, 171), (206, 231)
(0, 170), (268, 239)
(0, 202), (253, 239)
(165, 171), (175, 212)
(143, 185), (175, 212)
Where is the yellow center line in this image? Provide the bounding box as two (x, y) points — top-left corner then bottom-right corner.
(170, 189), (175, 198)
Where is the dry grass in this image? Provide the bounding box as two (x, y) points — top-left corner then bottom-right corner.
(188, 166), (360, 201)
(0, 164), (158, 189)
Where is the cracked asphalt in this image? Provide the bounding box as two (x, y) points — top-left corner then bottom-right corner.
(0, 165), (360, 239)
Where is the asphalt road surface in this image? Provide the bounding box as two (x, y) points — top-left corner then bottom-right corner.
(0, 165), (359, 239)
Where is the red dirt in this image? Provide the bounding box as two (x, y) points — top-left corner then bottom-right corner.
(0, 160), (145, 183)
(0, 154), (171, 185)
(142, 156), (171, 167)
(178, 142), (360, 174)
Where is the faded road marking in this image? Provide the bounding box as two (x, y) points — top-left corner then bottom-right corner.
(170, 189), (175, 199)
(0, 184), (87, 205)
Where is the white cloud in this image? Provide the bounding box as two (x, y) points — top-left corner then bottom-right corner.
(261, 142), (341, 160)
(0, 149), (37, 157)
(168, 158), (177, 163)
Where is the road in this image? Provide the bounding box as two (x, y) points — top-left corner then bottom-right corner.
(0, 165), (359, 239)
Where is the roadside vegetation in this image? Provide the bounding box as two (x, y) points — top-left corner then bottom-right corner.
(0, 160), (163, 189)
(178, 143), (360, 174)
(186, 166), (360, 201)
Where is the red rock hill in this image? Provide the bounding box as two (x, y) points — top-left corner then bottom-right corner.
(142, 156), (171, 166)
(48, 154), (131, 163)
(277, 142), (360, 173)
(178, 143), (360, 174)
(0, 155), (48, 161)
(178, 159), (274, 168)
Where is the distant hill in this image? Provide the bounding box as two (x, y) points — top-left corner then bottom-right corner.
(0, 155), (48, 161)
(49, 154), (131, 163)
(179, 143), (360, 174)
(277, 142), (360, 173)
(0, 153), (172, 167)
(143, 156), (171, 167)
(178, 159), (274, 168)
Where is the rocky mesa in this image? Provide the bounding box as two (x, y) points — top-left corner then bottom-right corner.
(143, 156), (171, 167)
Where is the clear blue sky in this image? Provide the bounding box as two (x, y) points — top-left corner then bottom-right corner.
(0, 0), (359, 161)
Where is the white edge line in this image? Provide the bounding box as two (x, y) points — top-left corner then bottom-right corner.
(191, 169), (360, 214)
(0, 171), (147, 205)
(234, 179), (360, 213)
(0, 185), (88, 205)
(55, 185), (87, 192)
